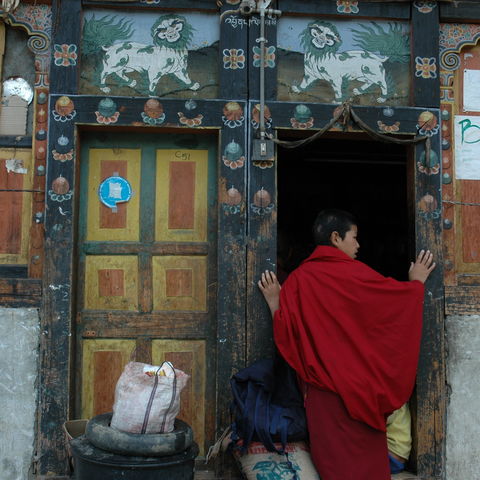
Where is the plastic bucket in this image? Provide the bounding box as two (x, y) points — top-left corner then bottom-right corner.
(63, 419), (88, 472)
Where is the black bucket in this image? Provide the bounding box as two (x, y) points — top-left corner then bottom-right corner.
(71, 435), (199, 480)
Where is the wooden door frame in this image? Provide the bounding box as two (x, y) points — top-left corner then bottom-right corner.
(38, 0), (251, 474)
(38, 97), (249, 474)
(245, 100), (445, 479)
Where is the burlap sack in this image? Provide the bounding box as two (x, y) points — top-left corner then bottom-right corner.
(110, 361), (189, 434)
(233, 441), (320, 480)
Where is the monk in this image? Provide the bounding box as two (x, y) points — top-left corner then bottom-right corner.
(258, 209), (435, 480)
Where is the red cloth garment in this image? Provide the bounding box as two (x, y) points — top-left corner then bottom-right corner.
(305, 386), (391, 480)
(274, 245), (425, 432)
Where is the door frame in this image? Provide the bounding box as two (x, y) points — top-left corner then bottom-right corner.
(246, 100), (445, 479)
(39, 98), (249, 475)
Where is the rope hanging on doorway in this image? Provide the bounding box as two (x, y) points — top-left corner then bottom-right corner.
(267, 101), (429, 151)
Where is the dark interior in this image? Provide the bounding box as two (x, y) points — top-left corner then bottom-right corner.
(277, 133), (412, 281)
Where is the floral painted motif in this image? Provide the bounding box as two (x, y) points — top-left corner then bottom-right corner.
(49, 176), (73, 202)
(223, 141), (245, 169)
(95, 111), (120, 125)
(223, 155), (244, 169)
(253, 46), (276, 68)
(417, 111), (440, 136)
(94, 98), (120, 124)
(290, 117), (314, 129)
(336, 0), (359, 14)
(222, 102), (244, 128)
(223, 49), (246, 69)
(222, 186), (243, 214)
(417, 150), (440, 175)
(53, 44), (78, 67)
(251, 189), (274, 215)
(290, 104), (314, 129)
(253, 160), (274, 169)
(52, 96), (76, 122)
(178, 112), (203, 127)
(142, 99), (165, 125)
(413, 1), (437, 14)
(418, 193), (440, 220)
(377, 120), (400, 133)
(415, 57), (437, 79)
(52, 149), (74, 162)
(251, 104), (272, 130)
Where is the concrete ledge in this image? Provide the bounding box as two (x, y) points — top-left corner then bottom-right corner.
(392, 472), (420, 479)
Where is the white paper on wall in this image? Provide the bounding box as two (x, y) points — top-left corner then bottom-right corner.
(463, 69), (480, 112)
(454, 115), (480, 180)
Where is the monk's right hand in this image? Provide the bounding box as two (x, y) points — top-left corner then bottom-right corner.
(408, 250), (436, 284)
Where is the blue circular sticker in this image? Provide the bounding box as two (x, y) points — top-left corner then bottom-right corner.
(98, 176), (132, 209)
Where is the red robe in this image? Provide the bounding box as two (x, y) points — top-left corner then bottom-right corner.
(274, 245), (425, 432)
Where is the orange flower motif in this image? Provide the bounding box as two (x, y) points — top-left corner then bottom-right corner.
(52, 149), (74, 162)
(377, 120), (400, 133)
(178, 113), (203, 127)
(95, 111), (120, 125)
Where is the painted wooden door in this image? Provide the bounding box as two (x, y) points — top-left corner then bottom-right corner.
(77, 132), (217, 453)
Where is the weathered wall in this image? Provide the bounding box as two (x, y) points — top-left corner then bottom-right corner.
(0, 308), (39, 480)
(446, 315), (480, 479)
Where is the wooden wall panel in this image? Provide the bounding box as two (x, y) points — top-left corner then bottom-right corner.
(81, 339), (135, 419)
(152, 255), (207, 311)
(0, 149), (33, 264)
(151, 340), (206, 454)
(0, 160), (23, 253)
(155, 149), (208, 242)
(84, 255), (138, 310)
(87, 148), (141, 242)
(461, 180), (480, 265)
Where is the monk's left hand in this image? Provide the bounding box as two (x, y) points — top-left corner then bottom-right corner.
(408, 250), (436, 284)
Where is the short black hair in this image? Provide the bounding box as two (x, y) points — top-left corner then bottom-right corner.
(313, 209), (357, 246)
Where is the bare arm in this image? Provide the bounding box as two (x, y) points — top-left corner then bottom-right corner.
(408, 250), (436, 284)
(257, 270), (281, 318)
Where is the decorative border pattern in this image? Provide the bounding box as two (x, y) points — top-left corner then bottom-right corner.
(440, 23), (480, 74)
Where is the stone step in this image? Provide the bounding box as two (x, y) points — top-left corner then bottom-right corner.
(391, 472), (420, 480)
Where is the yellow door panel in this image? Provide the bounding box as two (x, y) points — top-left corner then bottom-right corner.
(81, 339), (135, 419)
(87, 148), (141, 242)
(155, 149), (208, 242)
(152, 255), (207, 311)
(152, 340), (206, 454)
(85, 255), (139, 310)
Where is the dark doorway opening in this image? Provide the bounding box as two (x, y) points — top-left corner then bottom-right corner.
(277, 133), (413, 280)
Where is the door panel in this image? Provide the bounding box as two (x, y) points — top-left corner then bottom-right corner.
(77, 132), (217, 454)
(155, 149), (209, 242)
(87, 148), (141, 241)
(152, 255), (207, 311)
(81, 339), (135, 420)
(84, 255), (139, 310)
(152, 340), (206, 451)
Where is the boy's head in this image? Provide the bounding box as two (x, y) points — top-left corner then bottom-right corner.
(313, 209), (359, 259)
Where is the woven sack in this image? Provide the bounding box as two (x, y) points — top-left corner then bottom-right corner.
(233, 441), (320, 480)
(111, 361), (189, 434)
